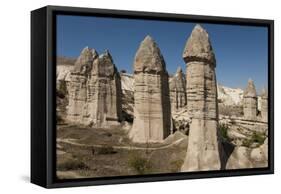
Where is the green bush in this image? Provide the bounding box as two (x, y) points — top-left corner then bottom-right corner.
(170, 159), (184, 172)
(219, 123), (230, 141)
(128, 154), (151, 174)
(242, 132), (266, 147)
(57, 159), (89, 171)
(252, 132), (266, 144)
(94, 146), (117, 155)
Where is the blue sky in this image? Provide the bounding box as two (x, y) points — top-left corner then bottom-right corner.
(57, 15), (268, 93)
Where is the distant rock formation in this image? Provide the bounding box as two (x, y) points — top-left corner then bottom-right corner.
(67, 47), (122, 127)
(243, 79), (257, 120)
(169, 67), (187, 112)
(129, 35), (172, 142)
(260, 88), (268, 122)
(181, 25), (221, 171)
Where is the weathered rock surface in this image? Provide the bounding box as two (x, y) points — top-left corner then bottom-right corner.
(243, 79), (257, 120)
(226, 137), (268, 169)
(67, 47), (122, 127)
(169, 67), (187, 112)
(67, 47), (94, 123)
(260, 88), (268, 122)
(129, 35), (172, 142)
(181, 25), (221, 171)
(84, 50), (123, 127)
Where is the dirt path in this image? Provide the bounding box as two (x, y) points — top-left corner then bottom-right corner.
(57, 138), (186, 151)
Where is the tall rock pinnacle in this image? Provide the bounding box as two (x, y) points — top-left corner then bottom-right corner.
(85, 50), (122, 127)
(260, 88), (268, 122)
(181, 25), (221, 171)
(67, 47), (94, 123)
(169, 66), (187, 112)
(67, 48), (122, 127)
(129, 35), (172, 142)
(243, 79), (258, 120)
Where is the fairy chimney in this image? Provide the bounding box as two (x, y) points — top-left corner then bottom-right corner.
(129, 35), (172, 142)
(243, 79), (257, 120)
(85, 50), (122, 127)
(181, 25), (221, 171)
(67, 47), (95, 123)
(67, 47), (122, 127)
(169, 66), (187, 112)
(260, 88), (268, 122)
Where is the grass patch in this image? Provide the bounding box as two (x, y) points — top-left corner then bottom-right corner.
(57, 159), (89, 171)
(242, 132), (266, 147)
(128, 153), (151, 175)
(170, 159), (184, 172)
(93, 146), (117, 155)
(219, 123), (230, 141)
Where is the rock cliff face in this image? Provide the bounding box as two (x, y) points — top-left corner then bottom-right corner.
(181, 25), (221, 171)
(243, 79), (257, 120)
(67, 47), (122, 127)
(129, 35), (172, 142)
(169, 67), (187, 112)
(260, 88), (268, 122)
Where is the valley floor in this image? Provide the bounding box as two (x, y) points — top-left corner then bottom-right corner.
(56, 124), (188, 179)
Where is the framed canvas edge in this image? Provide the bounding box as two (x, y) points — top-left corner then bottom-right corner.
(35, 5), (274, 188)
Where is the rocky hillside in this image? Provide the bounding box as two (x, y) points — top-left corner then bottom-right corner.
(119, 73), (247, 108)
(57, 62), (249, 107)
(217, 85), (244, 106)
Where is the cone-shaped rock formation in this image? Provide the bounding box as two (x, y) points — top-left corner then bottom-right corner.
(243, 79), (257, 120)
(169, 67), (187, 111)
(67, 47), (122, 127)
(261, 88), (268, 122)
(181, 25), (221, 171)
(129, 35), (172, 142)
(67, 47), (95, 123)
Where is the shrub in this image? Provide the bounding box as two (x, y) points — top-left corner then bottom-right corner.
(219, 123), (230, 141)
(252, 132), (266, 144)
(242, 132), (266, 147)
(170, 159), (184, 172)
(128, 154), (151, 174)
(57, 159), (89, 171)
(94, 146), (117, 155)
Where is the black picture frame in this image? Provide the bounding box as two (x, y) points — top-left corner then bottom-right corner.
(31, 5), (274, 188)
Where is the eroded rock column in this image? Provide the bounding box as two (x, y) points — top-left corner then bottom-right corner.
(243, 79), (257, 120)
(181, 25), (221, 171)
(67, 47), (94, 123)
(129, 35), (172, 142)
(67, 47), (122, 127)
(261, 88), (268, 122)
(85, 50), (122, 127)
(169, 67), (187, 112)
